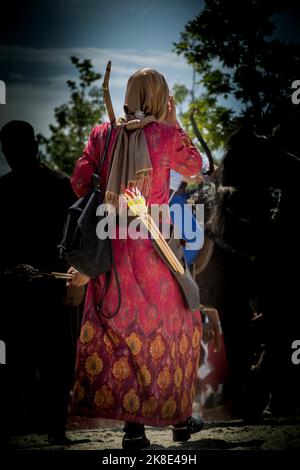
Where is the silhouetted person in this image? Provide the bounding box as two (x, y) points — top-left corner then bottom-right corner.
(0, 121), (77, 446)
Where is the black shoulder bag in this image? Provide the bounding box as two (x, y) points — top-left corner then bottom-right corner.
(58, 125), (121, 317)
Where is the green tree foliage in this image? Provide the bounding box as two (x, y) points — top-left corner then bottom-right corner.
(174, 0), (300, 151)
(38, 57), (105, 174)
(173, 83), (238, 155)
(172, 83), (189, 115)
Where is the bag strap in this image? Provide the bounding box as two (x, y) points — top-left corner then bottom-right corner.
(97, 124), (113, 184)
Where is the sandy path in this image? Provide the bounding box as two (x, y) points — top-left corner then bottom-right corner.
(10, 417), (300, 451)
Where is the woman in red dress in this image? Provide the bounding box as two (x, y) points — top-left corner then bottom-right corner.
(68, 68), (203, 448)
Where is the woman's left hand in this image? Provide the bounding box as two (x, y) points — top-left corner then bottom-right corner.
(66, 266), (90, 287)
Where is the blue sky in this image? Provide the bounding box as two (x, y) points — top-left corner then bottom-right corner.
(0, 0), (204, 128)
(0, 0), (205, 173)
(0, 0), (300, 174)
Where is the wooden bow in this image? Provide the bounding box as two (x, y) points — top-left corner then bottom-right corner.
(102, 61), (116, 126)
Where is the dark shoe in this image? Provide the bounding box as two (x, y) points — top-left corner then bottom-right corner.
(172, 415), (204, 442)
(122, 421), (150, 449)
(122, 433), (150, 450)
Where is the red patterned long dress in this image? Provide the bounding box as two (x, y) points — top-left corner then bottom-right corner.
(70, 121), (203, 426)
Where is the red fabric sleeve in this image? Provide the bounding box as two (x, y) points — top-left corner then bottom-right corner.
(71, 123), (109, 198)
(171, 125), (202, 176)
(159, 123), (202, 176)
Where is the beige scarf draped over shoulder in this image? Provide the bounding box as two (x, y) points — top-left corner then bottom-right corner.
(104, 68), (169, 207)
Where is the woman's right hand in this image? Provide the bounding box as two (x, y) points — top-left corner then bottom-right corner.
(165, 96), (178, 126)
(66, 266), (90, 287)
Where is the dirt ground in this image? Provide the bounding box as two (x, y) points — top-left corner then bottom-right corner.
(10, 416), (300, 451)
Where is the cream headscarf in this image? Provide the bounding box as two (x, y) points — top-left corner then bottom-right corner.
(104, 68), (169, 207)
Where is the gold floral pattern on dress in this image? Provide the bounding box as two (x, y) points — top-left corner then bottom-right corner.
(185, 358), (193, 380)
(174, 366), (183, 389)
(103, 329), (120, 353)
(72, 380), (85, 404)
(112, 357), (131, 382)
(182, 132), (194, 149)
(179, 332), (189, 356)
(161, 397), (177, 419)
(157, 366), (171, 391)
(150, 334), (165, 361)
(80, 321), (95, 345)
(94, 384), (114, 409)
(122, 389), (140, 414)
(192, 328), (201, 349)
(142, 396), (158, 418)
(190, 383), (196, 403)
(137, 365), (152, 388)
(85, 352), (103, 379)
(171, 341), (176, 361)
(181, 390), (189, 414)
(125, 332), (142, 356)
